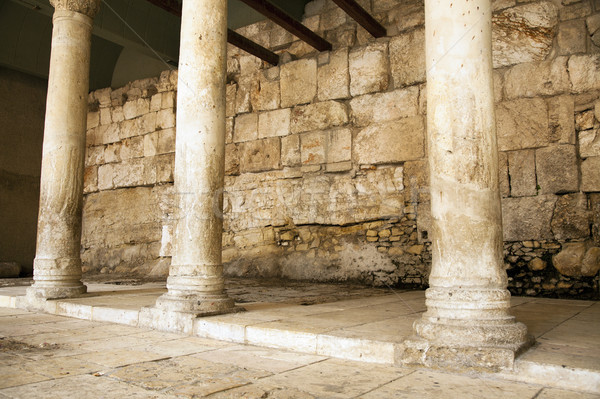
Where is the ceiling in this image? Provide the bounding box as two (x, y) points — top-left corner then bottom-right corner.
(0, 0), (311, 90)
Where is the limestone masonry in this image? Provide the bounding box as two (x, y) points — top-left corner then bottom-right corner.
(83, 0), (600, 298)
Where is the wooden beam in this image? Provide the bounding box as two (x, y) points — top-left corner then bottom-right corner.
(144, 0), (279, 65)
(237, 0), (332, 52)
(331, 0), (386, 38)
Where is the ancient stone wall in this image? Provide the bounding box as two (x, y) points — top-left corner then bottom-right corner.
(83, 0), (600, 297)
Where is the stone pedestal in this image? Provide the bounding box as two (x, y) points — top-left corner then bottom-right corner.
(27, 0), (100, 300)
(153, 0), (235, 316)
(400, 0), (533, 371)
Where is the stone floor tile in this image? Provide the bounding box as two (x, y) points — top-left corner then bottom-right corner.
(0, 308), (29, 316)
(327, 314), (419, 343)
(260, 358), (408, 398)
(0, 364), (51, 389)
(21, 355), (101, 378)
(74, 334), (158, 352)
(206, 383), (316, 398)
(0, 374), (177, 399)
(130, 336), (228, 357)
(73, 348), (169, 368)
(359, 370), (542, 398)
(193, 344), (327, 373)
(536, 387), (600, 398)
(127, 329), (186, 342)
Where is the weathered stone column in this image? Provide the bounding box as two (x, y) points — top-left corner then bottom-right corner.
(153, 0), (235, 316)
(27, 0), (100, 300)
(401, 0), (532, 370)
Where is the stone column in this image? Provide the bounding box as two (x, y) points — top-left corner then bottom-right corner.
(27, 0), (100, 300)
(401, 0), (532, 370)
(154, 0), (235, 316)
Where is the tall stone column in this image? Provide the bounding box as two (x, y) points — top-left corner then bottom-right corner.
(401, 0), (532, 370)
(154, 0), (235, 316)
(27, 0), (100, 300)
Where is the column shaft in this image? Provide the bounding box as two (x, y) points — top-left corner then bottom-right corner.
(28, 1), (99, 300)
(402, 0), (532, 370)
(155, 0), (235, 315)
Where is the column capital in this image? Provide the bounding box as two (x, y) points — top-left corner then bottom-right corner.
(50, 0), (101, 18)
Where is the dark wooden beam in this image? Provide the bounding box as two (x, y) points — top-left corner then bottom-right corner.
(331, 0), (387, 38)
(144, 0), (279, 65)
(237, 0), (332, 52)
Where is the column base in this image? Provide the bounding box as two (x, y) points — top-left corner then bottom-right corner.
(26, 282), (87, 300)
(399, 320), (534, 372)
(154, 292), (238, 316)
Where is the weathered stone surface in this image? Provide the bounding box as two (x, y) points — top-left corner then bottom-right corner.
(556, 20), (587, 55)
(290, 101), (348, 134)
(536, 145), (578, 194)
(327, 128), (352, 164)
(281, 134), (300, 166)
(235, 76), (254, 114)
(318, 48), (350, 101)
(502, 195), (556, 241)
(300, 131), (327, 165)
(581, 156), (600, 192)
(389, 28), (425, 88)
(559, 1), (592, 21)
(582, 246), (600, 276)
(492, 1), (558, 68)
(258, 108), (290, 138)
(226, 84), (236, 117)
(251, 72), (280, 111)
(495, 98), (549, 151)
(225, 144), (239, 176)
(355, 117), (425, 165)
(350, 87), (419, 127)
(551, 193), (591, 240)
(349, 42), (389, 96)
(234, 113), (258, 143)
(552, 242), (586, 277)
(280, 59), (317, 107)
(576, 110), (595, 131)
(547, 95), (575, 144)
(528, 258), (546, 271)
(239, 137), (281, 173)
(507, 150), (536, 197)
(568, 55), (600, 93)
(579, 128), (600, 158)
(498, 152), (510, 198)
(0, 262), (21, 278)
(503, 57), (570, 99)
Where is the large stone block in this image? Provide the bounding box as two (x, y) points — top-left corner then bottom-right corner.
(551, 193), (591, 240)
(389, 28), (425, 88)
(579, 128), (600, 158)
(556, 20), (587, 55)
(318, 48), (350, 101)
(251, 73), (280, 111)
(495, 98), (549, 151)
(226, 83), (237, 117)
(239, 137), (281, 173)
(498, 152), (510, 198)
(404, 159), (430, 203)
(582, 156), (600, 192)
(300, 131), (327, 165)
(234, 113), (258, 143)
(290, 101), (348, 133)
(535, 144), (578, 194)
(235, 76), (255, 114)
(547, 95), (575, 145)
(349, 42), (389, 96)
(225, 143), (239, 176)
(502, 195), (556, 241)
(281, 134), (301, 166)
(280, 58), (317, 107)
(492, 1), (558, 68)
(350, 86), (419, 127)
(327, 128), (352, 164)
(508, 149), (536, 197)
(258, 108), (290, 138)
(355, 116), (425, 165)
(553, 242), (586, 277)
(503, 57), (570, 99)
(569, 55), (600, 93)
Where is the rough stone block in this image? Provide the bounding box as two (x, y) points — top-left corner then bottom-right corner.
(103, 143), (120, 164)
(113, 159), (144, 188)
(559, 1), (592, 21)
(350, 86), (419, 127)
(156, 108), (175, 130)
(551, 193), (591, 240)
(97, 164), (114, 190)
(503, 57), (570, 99)
(83, 165), (98, 193)
(143, 153), (174, 185)
(226, 83), (237, 117)
(318, 48), (350, 101)
(258, 108), (291, 138)
(87, 111), (99, 129)
(349, 42), (389, 96)
(355, 116), (425, 164)
(502, 195), (557, 241)
(389, 28), (425, 88)
(579, 128), (600, 158)
(508, 150), (537, 197)
(111, 106), (124, 123)
(157, 128), (176, 154)
(290, 101), (348, 133)
(492, 2), (558, 68)
(120, 136), (144, 160)
(547, 95), (575, 144)
(143, 131), (158, 157)
(301, 131), (327, 165)
(498, 151), (510, 198)
(495, 98), (549, 151)
(536, 144), (578, 194)
(251, 74), (280, 111)
(234, 113), (258, 143)
(582, 156), (600, 192)
(86, 145), (105, 167)
(235, 76), (255, 114)
(280, 58), (317, 107)
(327, 128), (352, 164)
(150, 93), (161, 112)
(281, 134), (301, 166)
(568, 55), (600, 93)
(556, 20), (587, 55)
(94, 124), (120, 145)
(225, 143), (239, 176)
(553, 242), (586, 277)
(239, 137), (281, 173)
(576, 110), (595, 132)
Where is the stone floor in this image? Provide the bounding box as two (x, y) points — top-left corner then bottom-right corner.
(1, 278), (599, 397)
